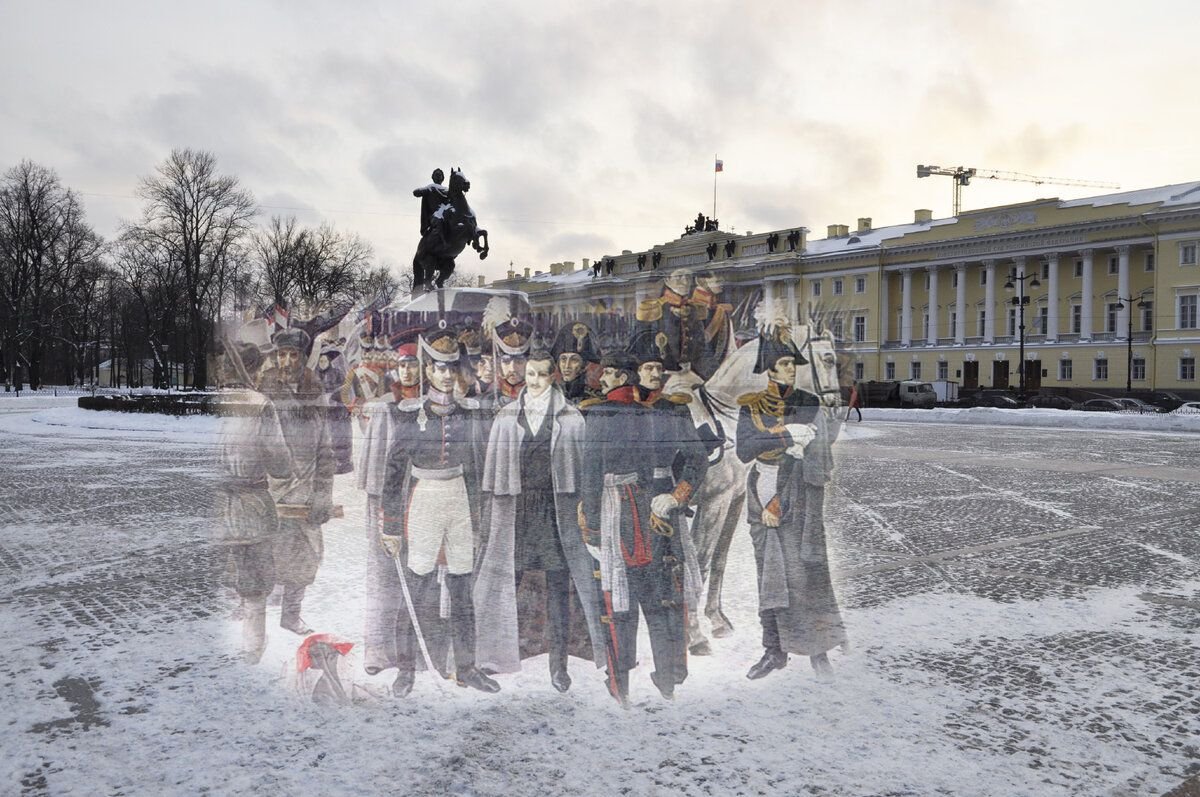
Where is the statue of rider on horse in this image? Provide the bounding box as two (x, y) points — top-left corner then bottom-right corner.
(412, 167), (489, 293)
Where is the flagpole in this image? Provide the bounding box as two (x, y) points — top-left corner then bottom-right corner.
(713, 154), (718, 221)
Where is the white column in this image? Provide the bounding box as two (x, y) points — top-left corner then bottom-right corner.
(926, 265), (939, 345)
(1117, 245), (1131, 339)
(1080, 249), (1094, 340)
(983, 259), (996, 343)
(954, 263), (967, 344)
(900, 269), (913, 347)
(763, 280), (776, 320)
(879, 272), (890, 344)
(786, 280), (797, 324)
(1045, 253), (1059, 342)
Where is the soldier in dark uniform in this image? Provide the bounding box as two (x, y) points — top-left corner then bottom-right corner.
(379, 325), (499, 695)
(490, 317), (532, 409)
(633, 269), (709, 375)
(550, 321), (601, 404)
(579, 337), (709, 705)
(735, 322), (844, 680)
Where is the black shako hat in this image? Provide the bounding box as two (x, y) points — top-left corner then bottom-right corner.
(271, 327), (311, 354)
(753, 324), (806, 374)
(551, 321), (601, 365)
(419, 324), (464, 364)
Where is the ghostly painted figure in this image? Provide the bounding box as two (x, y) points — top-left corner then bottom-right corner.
(379, 325), (499, 695)
(474, 351), (606, 689)
(257, 327), (335, 637)
(550, 321), (601, 404)
(579, 338), (708, 706)
(736, 321), (847, 680)
(215, 342), (290, 663)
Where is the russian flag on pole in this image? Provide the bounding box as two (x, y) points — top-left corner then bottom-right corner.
(715, 159), (724, 173)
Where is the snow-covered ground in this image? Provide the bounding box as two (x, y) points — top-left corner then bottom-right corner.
(1, 409), (1197, 795)
(858, 405), (1200, 433)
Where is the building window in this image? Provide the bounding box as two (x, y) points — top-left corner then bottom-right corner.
(923, 312), (930, 337)
(911, 361), (922, 379)
(1181, 242), (1197, 266)
(952, 271), (959, 288)
(1145, 252), (1155, 272)
(855, 276), (866, 294)
(832, 319), (844, 340)
(812, 281), (821, 297)
(1180, 295), (1198, 329)
(1106, 302), (1120, 333)
(925, 273), (931, 290)
(1007, 308), (1017, 336)
(1108, 255), (1119, 275)
(1074, 259), (1084, 278)
(1094, 358), (1108, 380)
(854, 362), (864, 381)
(833, 279), (844, 296)
(1141, 301), (1154, 332)
(937, 361), (948, 380)
(1041, 261), (1050, 280)
(1071, 304), (1082, 334)
(977, 310), (987, 337)
(980, 269), (988, 286)
(1181, 357), (1196, 381)
(853, 315), (866, 342)
(1059, 359), (1073, 380)
(1037, 306), (1048, 335)
(885, 362), (895, 380)
(949, 311), (958, 337)
(1131, 358), (1146, 381)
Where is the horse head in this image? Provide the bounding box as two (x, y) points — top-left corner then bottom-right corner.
(801, 327), (843, 407)
(450, 167), (470, 194)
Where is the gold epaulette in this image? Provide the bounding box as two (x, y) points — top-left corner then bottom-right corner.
(666, 393), (692, 405)
(737, 390), (765, 407)
(578, 397), (604, 410)
(636, 298), (664, 322)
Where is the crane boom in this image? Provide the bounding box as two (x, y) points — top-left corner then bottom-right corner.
(917, 164), (1120, 216)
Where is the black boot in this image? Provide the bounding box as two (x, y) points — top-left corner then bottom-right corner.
(650, 670), (675, 700)
(391, 668), (415, 698)
(746, 648), (788, 680)
(456, 666), (501, 693)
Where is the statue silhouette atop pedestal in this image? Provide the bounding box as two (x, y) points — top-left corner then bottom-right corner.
(411, 167), (489, 292)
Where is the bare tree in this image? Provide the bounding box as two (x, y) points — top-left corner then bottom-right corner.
(136, 149), (255, 388)
(111, 225), (183, 389)
(0, 161), (98, 390)
(252, 215), (375, 314)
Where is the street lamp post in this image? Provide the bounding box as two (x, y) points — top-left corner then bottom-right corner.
(1004, 268), (1041, 401)
(1114, 293), (1145, 393)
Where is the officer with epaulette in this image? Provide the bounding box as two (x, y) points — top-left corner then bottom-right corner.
(550, 320), (602, 404)
(379, 323), (500, 695)
(578, 333), (708, 705)
(633, 268), (712, 377)
(735, 320), (845, 681)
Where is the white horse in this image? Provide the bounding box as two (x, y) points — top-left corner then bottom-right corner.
(674, 322), (842, 654)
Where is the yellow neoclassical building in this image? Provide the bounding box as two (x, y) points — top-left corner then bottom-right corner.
(487, 182), (1200, 396)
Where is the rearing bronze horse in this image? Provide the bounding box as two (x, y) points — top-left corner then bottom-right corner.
(412, 167), (489, 292)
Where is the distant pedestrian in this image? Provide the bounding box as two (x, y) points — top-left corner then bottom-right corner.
(847, 383), (862, 422)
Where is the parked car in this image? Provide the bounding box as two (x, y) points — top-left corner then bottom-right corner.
(1074, 398), (1125, 412)
(1136, 391), (1187, 412)
(1114, 397), (1164, 413)
(1169, 401), (1200, 415)
(1027, 393), (1075, 410)
(959, 393), (1023, 409)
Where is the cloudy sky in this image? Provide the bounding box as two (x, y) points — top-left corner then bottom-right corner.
(4, 0), (1199, 283)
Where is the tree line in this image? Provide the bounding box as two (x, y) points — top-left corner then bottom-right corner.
(0, 149), (410, 391)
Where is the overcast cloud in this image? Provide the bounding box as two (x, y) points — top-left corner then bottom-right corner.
(3, 0), (1199, 283)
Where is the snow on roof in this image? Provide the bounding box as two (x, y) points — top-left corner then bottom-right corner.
(523, 267), (603, 287)
(803, 217), (959, 256)
(1059, 181), (1200, 209)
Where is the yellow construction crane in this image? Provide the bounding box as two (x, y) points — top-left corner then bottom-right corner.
(916, 165), (1120, 216)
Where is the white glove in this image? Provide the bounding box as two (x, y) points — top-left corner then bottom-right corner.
(651, 492), (680, 519)
(785, 423), (817, 449)
(585, 543), (602, 561)
(380, 534), (403, 558)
